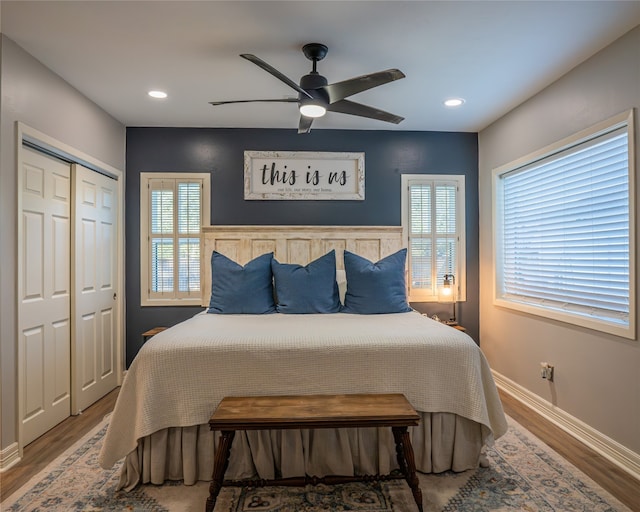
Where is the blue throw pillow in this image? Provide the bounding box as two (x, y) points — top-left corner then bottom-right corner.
(272, 250), (341, 314)
(207, 251), (276, 314)
(342, 249), (412, 314)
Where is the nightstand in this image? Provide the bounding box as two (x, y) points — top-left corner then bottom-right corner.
(448, 324), (467, 333)
(142, 326), (168, 343)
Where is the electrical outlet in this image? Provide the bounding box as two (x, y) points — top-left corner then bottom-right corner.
(540, 362), (554, 381)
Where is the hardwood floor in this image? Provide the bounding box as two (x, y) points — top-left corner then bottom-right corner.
(499, 390), (640, 511)
(1, 387), (639, 510)
(0, 387), (119, 502)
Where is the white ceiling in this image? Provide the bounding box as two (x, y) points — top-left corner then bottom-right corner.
(2, 1), (640, 133)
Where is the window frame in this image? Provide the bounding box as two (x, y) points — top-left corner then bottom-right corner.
(492, 110), (636, 339)
(140, 172), (211, 306)
(401, 174), (467, 303)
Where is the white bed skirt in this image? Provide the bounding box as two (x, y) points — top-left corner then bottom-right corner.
(118, 411), (485, 491)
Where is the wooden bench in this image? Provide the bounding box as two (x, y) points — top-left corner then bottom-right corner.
(205, 393), (423, 512)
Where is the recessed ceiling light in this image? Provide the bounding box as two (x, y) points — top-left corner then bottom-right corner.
(148, 90), (167, 99)
(444, 98), (465, 107)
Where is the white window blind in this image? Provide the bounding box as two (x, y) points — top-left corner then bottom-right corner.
(151, 184), (175, 293)
(141, 173), (210, 306)
(497, 126), (631, 330)
(177, 182), (201, 293)
(402, 175), (465, 302)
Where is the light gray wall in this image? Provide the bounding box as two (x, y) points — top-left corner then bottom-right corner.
(478, 26), (640, 454)
(0, 34), (125, 453)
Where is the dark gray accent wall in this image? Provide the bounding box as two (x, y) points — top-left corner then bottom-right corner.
(126, 128), (479, 365)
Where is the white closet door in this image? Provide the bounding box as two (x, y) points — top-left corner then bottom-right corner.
(19, 148), (72, 445)
(72, 164), (119, 412)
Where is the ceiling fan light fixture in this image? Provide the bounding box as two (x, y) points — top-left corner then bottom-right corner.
(299, 100), (327, 118)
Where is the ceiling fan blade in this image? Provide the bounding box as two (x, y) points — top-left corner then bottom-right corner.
(322, 69), (405, 104)
(209, 98), (298, 106)
(241, 54), (313, 99)
(327, 99), (404, 124)
(298, 115), (314, 134)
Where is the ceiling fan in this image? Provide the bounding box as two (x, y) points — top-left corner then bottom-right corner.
(209, 43), (406, 134)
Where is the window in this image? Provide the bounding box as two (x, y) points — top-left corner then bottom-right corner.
(401, 174), (466, 302)
(493, 111), (635, 338)
(140, 173), (210, 306)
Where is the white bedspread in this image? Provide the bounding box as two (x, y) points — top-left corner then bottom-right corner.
(99, 311), (507, 469)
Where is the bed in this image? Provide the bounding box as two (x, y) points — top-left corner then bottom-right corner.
(99, 225), (508, 490)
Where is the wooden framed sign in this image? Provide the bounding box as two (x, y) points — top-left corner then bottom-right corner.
(244, 151), (365, 200)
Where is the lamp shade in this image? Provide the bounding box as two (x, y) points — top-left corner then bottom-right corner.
(438, 274), (455, 302)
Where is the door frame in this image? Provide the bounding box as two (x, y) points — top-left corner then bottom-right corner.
(16, 122), (125, 455)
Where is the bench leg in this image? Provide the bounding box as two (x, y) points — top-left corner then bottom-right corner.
(206, 430), (235, 512)
(392, 426), (423, 512)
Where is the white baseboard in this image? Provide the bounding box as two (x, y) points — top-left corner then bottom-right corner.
(493, 370), (640, 482)
(0, 442), (21, 472)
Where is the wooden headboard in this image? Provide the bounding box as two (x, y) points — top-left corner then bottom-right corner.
(201, 225), (404, 306)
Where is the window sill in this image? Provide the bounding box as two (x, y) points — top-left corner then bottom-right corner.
(141, 298), (203, 307)
(494, 297), (634, 340)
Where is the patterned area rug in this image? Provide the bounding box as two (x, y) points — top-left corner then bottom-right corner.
(1, 415), (631, 511)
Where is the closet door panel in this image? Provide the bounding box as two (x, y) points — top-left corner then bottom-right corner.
(19, 148), (72, 445)
(72, 164), (118, 412)
(52, 319), (71, 403)
(22, 327), (45, 421)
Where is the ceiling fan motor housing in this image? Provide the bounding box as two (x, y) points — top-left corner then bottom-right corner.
(299, 73), (329, 103)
